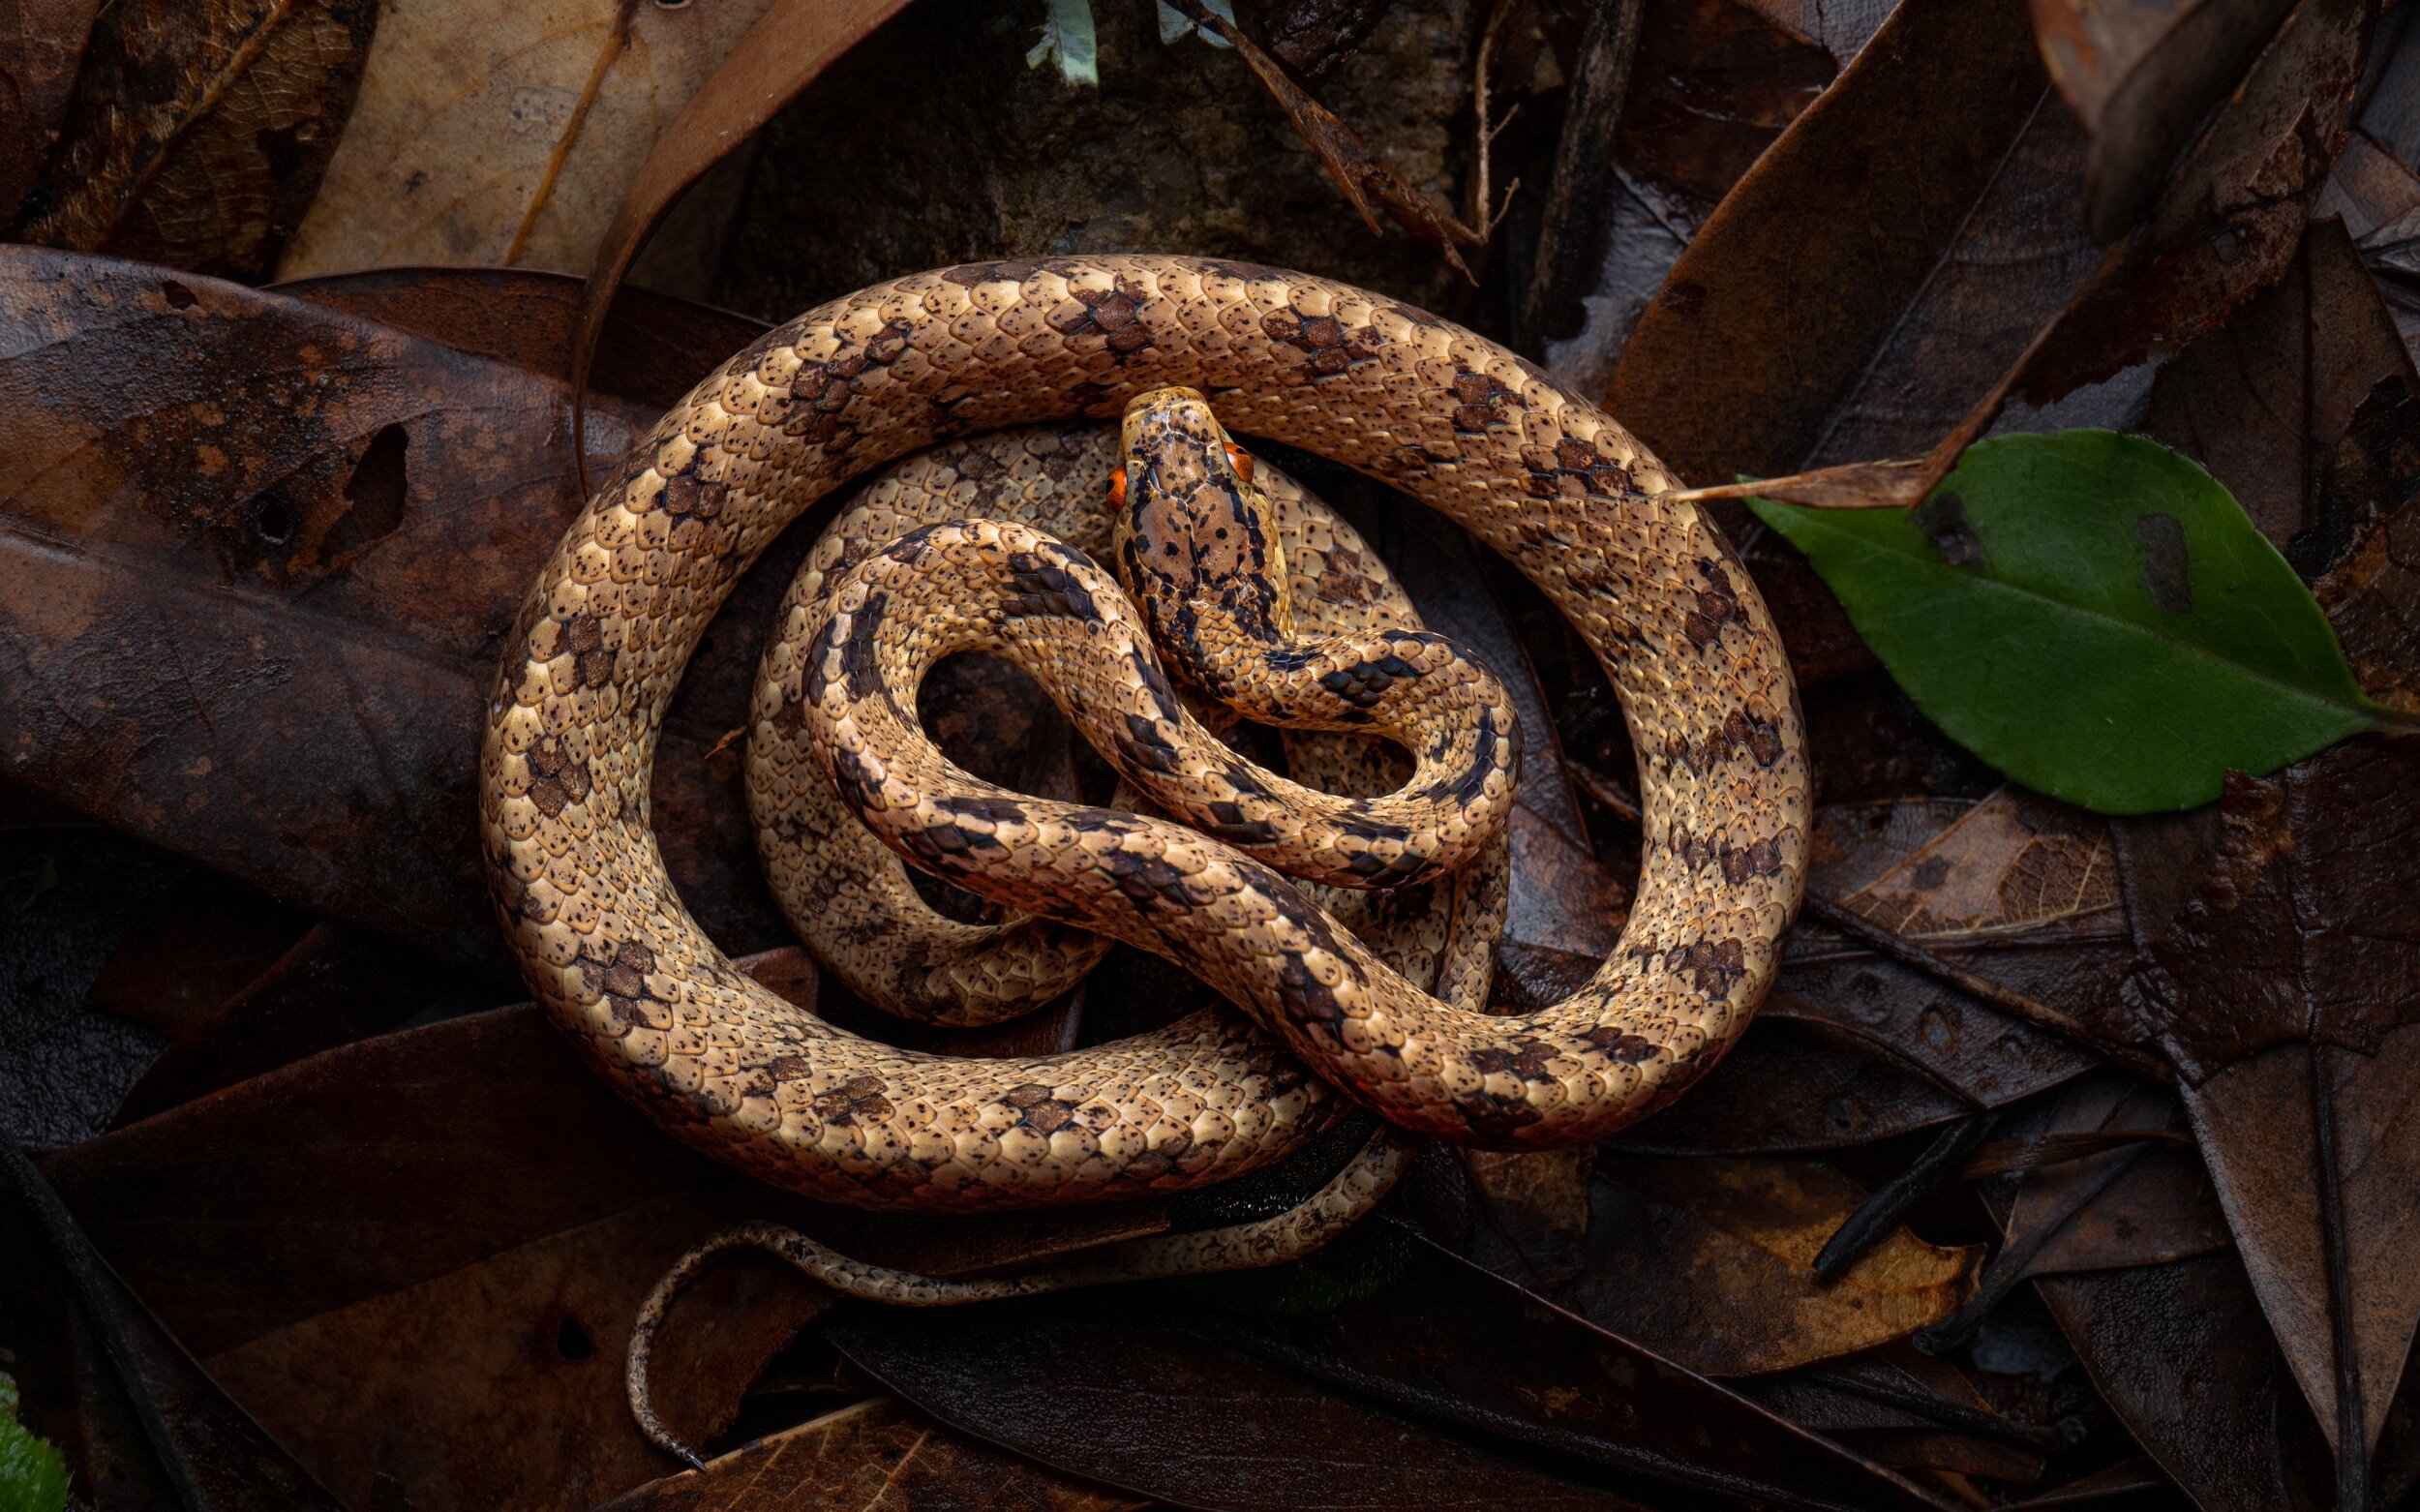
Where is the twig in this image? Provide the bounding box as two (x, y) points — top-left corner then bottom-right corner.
(1800, 894), (2174, 1086)
(1518, 0), (1644, 354)
(1812, 1112), (1994, 1280)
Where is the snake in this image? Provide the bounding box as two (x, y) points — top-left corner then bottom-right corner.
(480, 255), (1810, 1221)
(751, 418), (1507, 1030)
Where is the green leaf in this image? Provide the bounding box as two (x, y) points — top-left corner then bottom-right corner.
(0, 1372), (69, 1512)
(1749, 430), (2379, 813)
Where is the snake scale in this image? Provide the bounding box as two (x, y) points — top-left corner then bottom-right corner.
(480, 255), (1810, 1217)
(752, 418), (1507, 1030)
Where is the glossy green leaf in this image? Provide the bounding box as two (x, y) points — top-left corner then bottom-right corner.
(1750, 431), (2378, 813)
(0, 1372), (68, 1512)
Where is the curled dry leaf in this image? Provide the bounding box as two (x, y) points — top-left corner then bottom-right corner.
(570, 0), (913, 432)
(594, 1396), (1145, 1512)
(17, 0), (377, 281)
(0, 0), (99, 221)
(1617, 0), (2374, 518)
(2032, 0), (2305, 238)
(275, 0), (780, 280)
(1572, 1156), (1979, 1376)
(1542, 0), (1834, 397)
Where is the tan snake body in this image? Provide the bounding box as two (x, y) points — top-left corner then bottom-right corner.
(752, 421), (1505, 1028)
(480, 255), (1810, 1214)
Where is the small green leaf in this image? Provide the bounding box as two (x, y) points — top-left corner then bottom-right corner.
(0, 1372), (70, 1512)
(1749, 430), (2379, 813)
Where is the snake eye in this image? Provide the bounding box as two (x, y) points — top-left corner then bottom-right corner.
(1225, 444), (1255, 485)
(1107, 466), (1128, 511)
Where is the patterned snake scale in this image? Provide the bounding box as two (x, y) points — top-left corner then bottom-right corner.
(750, 419), (1507, 1030)
(480, 256), (1811, 1213)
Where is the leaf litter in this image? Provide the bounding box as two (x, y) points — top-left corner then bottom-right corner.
(5, 0), (2420, 1506)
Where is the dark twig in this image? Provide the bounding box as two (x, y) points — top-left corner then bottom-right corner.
(1800, 894), (2174, 1086)
(1957, 1127), (2192, 1180)
(1917, 1140), (2156, 1354)
(1797, 1359), (2065, 1449)
(1812, 1112), (1995, 1280)
(1518, 0), (1645, 354)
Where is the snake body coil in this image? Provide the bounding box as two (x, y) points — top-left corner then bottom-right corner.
(480, 256), (1810, 1212)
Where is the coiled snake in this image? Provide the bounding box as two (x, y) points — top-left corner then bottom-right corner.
(480, 254), (1807, 1220)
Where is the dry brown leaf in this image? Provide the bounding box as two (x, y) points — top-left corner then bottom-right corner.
(275, 0), (781, 280)
(19, 0), (377, 280)
(570, 0), (912, 441)
(1575, 1156), (1980, 1376)
(2032, 0), (2304, 238)
(593, 1396), (1146, 1512)
(1841, 787), (2120, 943)
(0, 0), (100, 221)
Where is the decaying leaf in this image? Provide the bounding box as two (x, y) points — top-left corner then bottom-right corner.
(2032, 0), (2305, 237)
(0, 0), (99, 222)
(834, 1225), (1945, 1511)
(17, 0), (377, 280)
(275, 0), (780, 281)
(1840, 788), (2119, 943)
(1572, 1156), (1978, 1376)
(593, 1396), (1145, 1512)
(570, 0), (914, 433)
(42, 994), (1172, 1511)
(2145, 215), (2420, 575)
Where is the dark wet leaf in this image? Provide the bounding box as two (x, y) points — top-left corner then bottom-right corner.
(110, 921), (478, 1126)
(1572, 1156), (1978, 1376)
(278, 267), (770, 412)
(40, 991), (1171, 1512)
(1753, 432), (2381, 812)
(83, 879), (314, 1044)
(2036, 1251), (2328, 1511)
(832, 1225), (1948, 1511)
(593, 1396), (1146, 1512)
(2032, 0), (2304, 238)
(4, 1143), (343, 1510)
(2144, 214), (2420, 578)
(16, 0), (378, 281)
(0, 0), (98, 224)
(0, 250), (809, 971)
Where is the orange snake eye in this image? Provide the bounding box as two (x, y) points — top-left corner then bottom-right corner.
(1107, 467), (1128, 510)
(1225, 444), (1255, 485)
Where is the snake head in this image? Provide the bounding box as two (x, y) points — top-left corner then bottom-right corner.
(1108, 388), (1294, 678)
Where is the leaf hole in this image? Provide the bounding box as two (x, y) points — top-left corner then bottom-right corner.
(161, 281), (197, 311)
(555, 1315), (594, 1361)
(253, 495), (297, 546)
(344, 424), (410, 545)
(254, 124), (306, 182)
